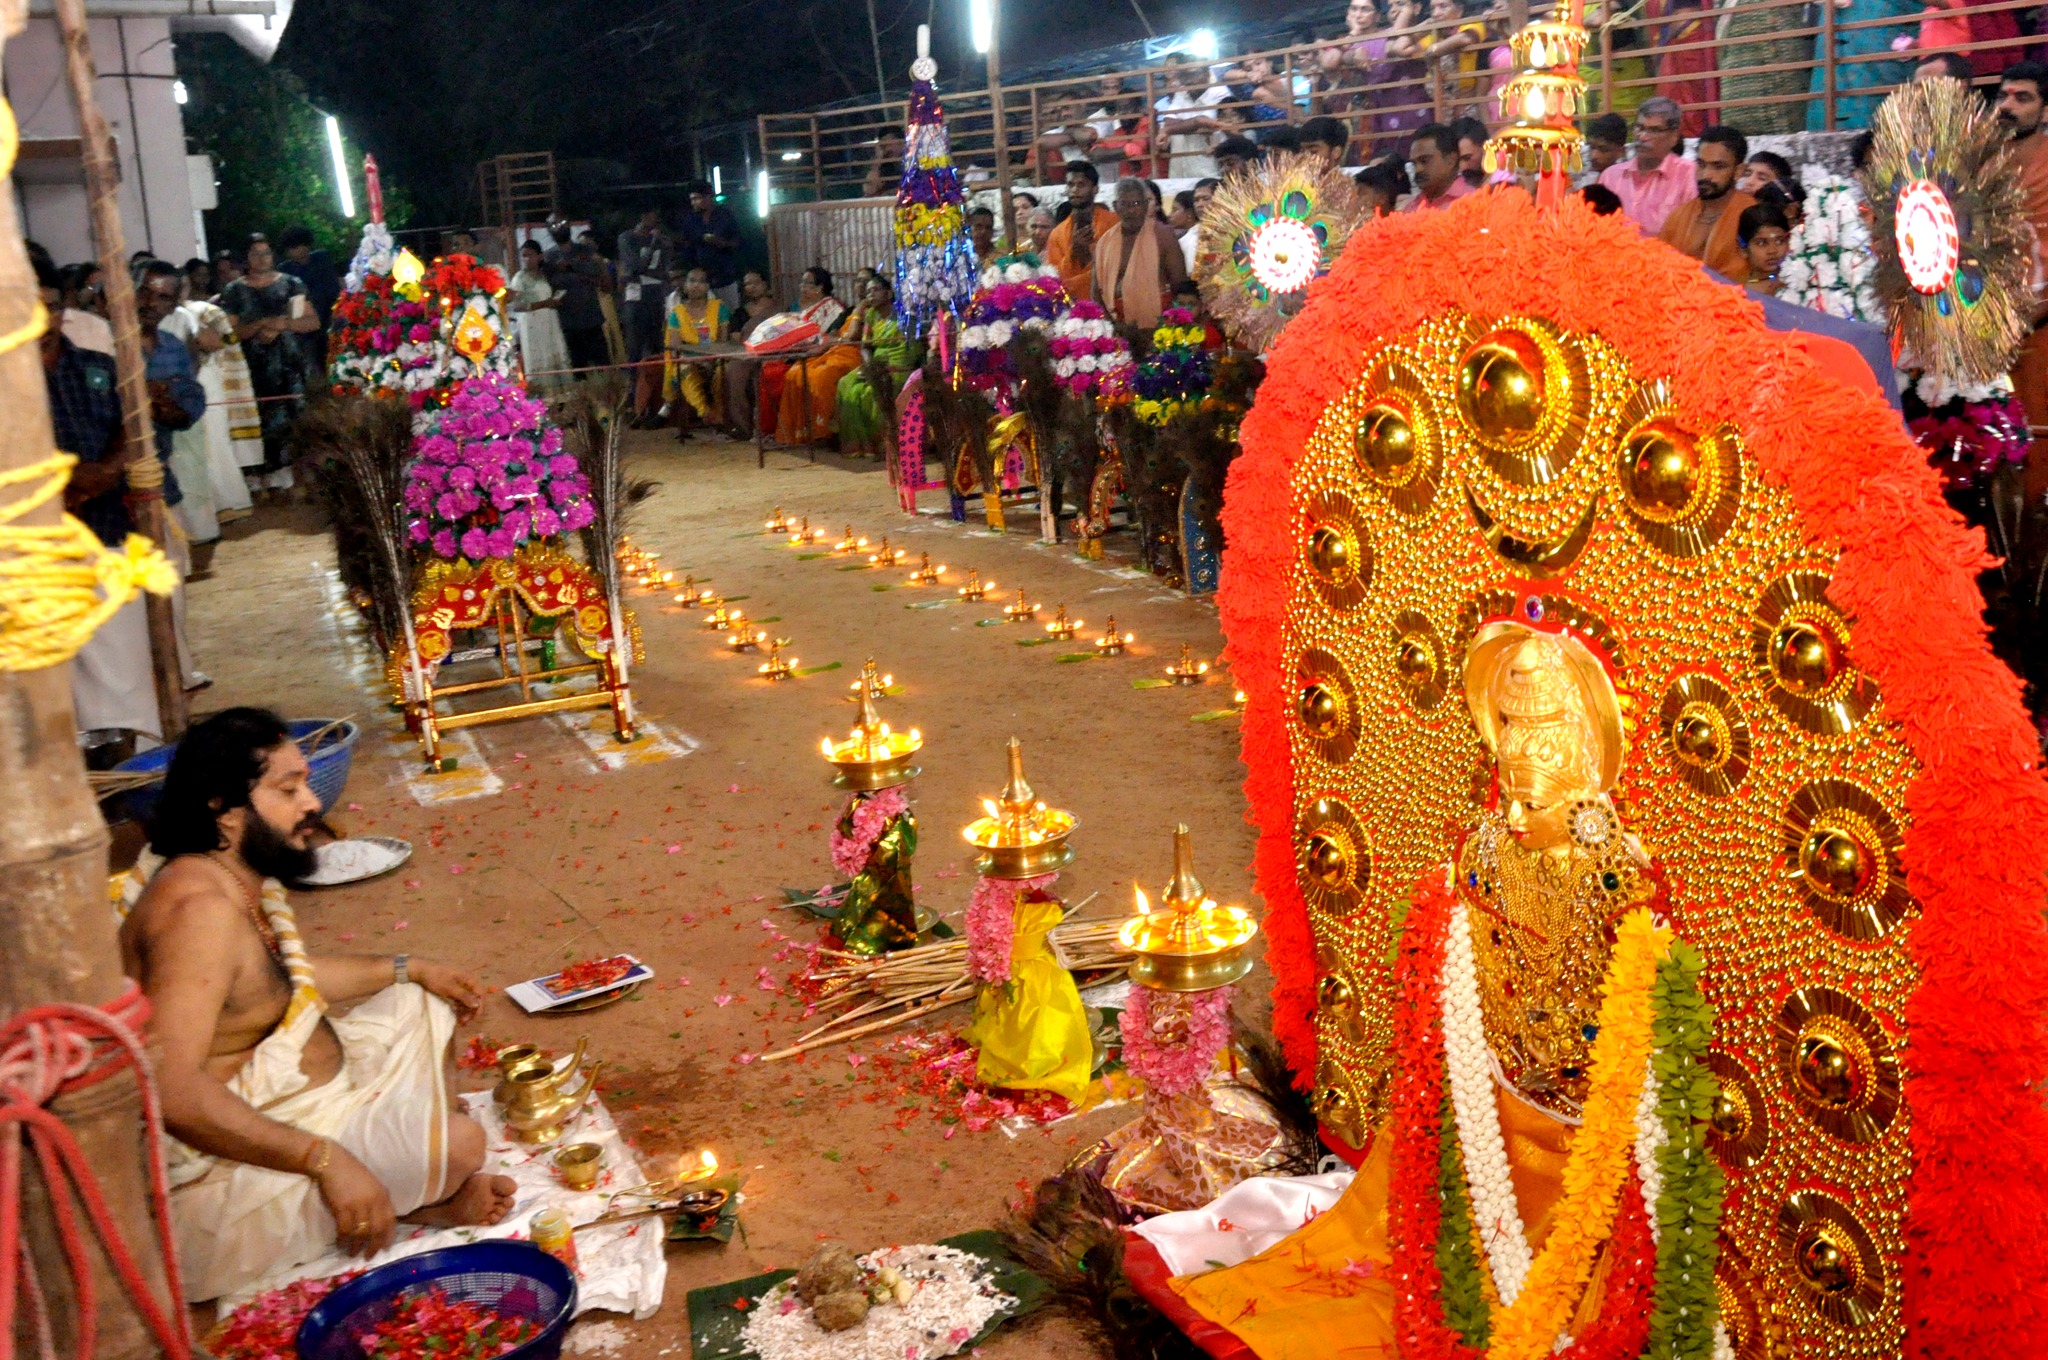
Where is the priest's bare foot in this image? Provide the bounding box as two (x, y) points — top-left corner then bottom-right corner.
(408, 1173), (517, 1228)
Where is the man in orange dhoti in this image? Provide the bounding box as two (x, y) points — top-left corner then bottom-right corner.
(1998, 62), (2048, 490)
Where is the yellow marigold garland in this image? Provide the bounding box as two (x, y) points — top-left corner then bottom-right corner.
(1484, 908), (1671, 1359)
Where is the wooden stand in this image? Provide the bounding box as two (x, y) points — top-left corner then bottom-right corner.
(392, 544), (640, 771)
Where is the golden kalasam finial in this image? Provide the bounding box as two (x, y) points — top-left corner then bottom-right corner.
(1484, 7), (1589, 183)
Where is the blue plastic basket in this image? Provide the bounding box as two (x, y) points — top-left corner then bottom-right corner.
(295, 1242), (578, 1360)
(113, 717), (359, 827)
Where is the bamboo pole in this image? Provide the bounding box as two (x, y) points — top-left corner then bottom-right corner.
(52, 0), (186, 740)
(0, 9), (179, 1355)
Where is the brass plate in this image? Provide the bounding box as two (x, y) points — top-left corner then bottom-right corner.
(550, 979), (645, 1013)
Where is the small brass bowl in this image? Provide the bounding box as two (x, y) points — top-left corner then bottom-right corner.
(554, 1141), (603, 1191)
(674, 1187), (730, 1232)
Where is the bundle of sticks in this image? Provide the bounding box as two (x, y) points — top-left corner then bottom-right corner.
(762, 896), (1131, 1062)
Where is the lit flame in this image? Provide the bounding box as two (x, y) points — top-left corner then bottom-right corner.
(1133, 885), (1151, 916)
(981, 798), (1002, 821)
(1523, 88), (1546, 121)
(821, 737), (836, 757)
(907, 728), (921, 743)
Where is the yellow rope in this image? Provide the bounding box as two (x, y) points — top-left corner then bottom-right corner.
(0, 454), (178, 672)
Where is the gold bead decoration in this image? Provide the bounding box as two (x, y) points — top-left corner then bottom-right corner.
(1297, 795), (1373, 915)
(1780, 780), (1915, 942)
(1706, 1050), (1771, 1168)
(1612, 381), (1744, 557)
(1659, 674), (1752, 795)
(1752, 571), (1877, 735)
(1776, 1192), (1885, 1327)
(1775, 986), (1902, 1144)
(1294, 648), (1362, 764)
(1304, 490), (1372, 611)
(1390, 609), (1451, 713)
(1454, 318), (1589, 485)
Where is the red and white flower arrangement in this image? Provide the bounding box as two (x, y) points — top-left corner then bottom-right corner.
(403, 374), (596, 562)
(1048, 300), (1133, 398)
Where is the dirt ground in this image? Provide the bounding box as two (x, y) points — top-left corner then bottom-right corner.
(173, 428), (1271, 1358)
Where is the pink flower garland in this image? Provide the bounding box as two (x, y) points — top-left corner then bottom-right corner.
(1119, 986), (1233, 1097)
(829, 787), (909, 879)
(965, 872), (1056, 984)
(403, 373), (595, 561)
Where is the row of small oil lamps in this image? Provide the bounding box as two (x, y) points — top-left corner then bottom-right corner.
(761, 506), (1227, 680)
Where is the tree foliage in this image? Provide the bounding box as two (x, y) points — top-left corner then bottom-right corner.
(176, 33), (413, 254)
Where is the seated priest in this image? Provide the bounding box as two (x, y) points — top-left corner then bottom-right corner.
(120, 707), (516, 1301)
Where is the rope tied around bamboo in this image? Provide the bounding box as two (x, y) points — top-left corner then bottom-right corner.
(0, 454), (178, 673)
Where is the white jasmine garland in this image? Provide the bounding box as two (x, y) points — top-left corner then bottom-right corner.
(1633, 1055), (1666, 1245)
(1712, 1322), (1735, 1360)
(1443, 904), (1535, 1304)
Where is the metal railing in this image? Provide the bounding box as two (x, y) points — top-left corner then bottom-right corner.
(758, 0), (2040, 198)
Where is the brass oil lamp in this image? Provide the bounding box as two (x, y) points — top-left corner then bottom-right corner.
(674, 575), (721, 609)
(766, 506), (794, 534)
(1095, 616), (1134, 655)
(909, 553), (946, 584)
(1119, 824), (1258, 991)
(1045, 605), (1082, 641)
(727, 626), (766, 653)
(1001, 588), (1041, 622)
(821, 685), (923, 791)
(1166, 644), (1211, 685)
(868, 537), (906, 567)
(957, 568), (994, 602)
(758, 637), (798, 680)
(962, 738), (1077, 878)
(833, 525), (869, 555)
(789, 515), (825, 546)
(849, 657), (894, 700)
(704, 603), (746, 631)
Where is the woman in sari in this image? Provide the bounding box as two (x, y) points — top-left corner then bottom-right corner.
(1721, 0), (1812, 133)
(836, 277), (917, 458)
(508, 240), (571, 393)
(663, 266), (729, 430)
(1805, 0), (1915, 129)
(757, 267), (846, 441)
(774, 271), (864, 445)
(218, 235), (318, 493)
(1650, 0), (1720, 134)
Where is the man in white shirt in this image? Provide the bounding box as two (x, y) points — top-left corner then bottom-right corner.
(1155, 59), (1230, 178)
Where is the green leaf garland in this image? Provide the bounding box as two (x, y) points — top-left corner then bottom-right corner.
(1647, 941), (1725, 1360)
(1435, 1089), (1492, 1348)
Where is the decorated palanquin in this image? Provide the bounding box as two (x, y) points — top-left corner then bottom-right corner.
(1150, 189), (2048, 1360)
(389, 542), (642, 769)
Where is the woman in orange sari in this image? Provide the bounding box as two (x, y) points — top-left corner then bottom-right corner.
(757, 267), (847, 440)
(776, 270), (872, 445)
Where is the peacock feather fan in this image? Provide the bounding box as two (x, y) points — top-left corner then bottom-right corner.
(1866, 76), (2031, 387)
(1197, 150), (1365, 353)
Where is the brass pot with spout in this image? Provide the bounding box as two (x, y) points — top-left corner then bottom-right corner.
(492, 1038), (589, 1109)
(501, 1058), (604, 1144)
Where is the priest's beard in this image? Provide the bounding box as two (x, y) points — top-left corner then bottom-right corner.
(239, 808), (318, 884)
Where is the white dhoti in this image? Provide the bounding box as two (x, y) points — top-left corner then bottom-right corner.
(169, 983), (457, 1301)
(120, 856), (461, 1302)
(71, 595), (162, 740)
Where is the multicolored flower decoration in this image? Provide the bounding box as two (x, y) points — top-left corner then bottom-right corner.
(1132, 306), (1212, 426)
(329, 253), (516, 406)
(958, 255), (1068, 396)
(1197, 151), (1364, 352)
(892, 74), (980, 337)
(1047, 300), (1133, 398)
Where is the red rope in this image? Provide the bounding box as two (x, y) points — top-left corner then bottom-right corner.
(0, 982), (193, 1360)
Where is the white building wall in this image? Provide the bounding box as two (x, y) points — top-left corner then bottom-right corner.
(6, 14), (199, 267)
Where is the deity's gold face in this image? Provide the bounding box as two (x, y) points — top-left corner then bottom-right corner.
(1471, 628), (1614, 852)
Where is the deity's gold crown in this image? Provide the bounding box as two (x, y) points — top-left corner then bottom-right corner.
(1467, 620), (1625, 792)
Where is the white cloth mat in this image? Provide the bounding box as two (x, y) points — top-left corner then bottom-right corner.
(1130, 1170), (1356, 1278)
(215, 1091), (667, 1319)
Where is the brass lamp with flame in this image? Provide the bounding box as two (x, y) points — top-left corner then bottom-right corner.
(868, 537), (906, 567)
(1046, 605), (1082, 640)
(1095, 616), (1134, 655)
(909, 553), (946, 584)
(1166, 644), (1211, 684)
(758, 637), (798, 680)
(962, 738), (1077, 878)
(1002, 589), (1041, 622)
(766, 507), (794, 534)
(821, 686), (923, 791)
(704, 604), (746, 631)
(958, 568), (994, 602)
(833, 525), (870, 555)
(789, 516), (825, 546)
(1119, 825), (1259, 991)
(849, 657), (895, 699)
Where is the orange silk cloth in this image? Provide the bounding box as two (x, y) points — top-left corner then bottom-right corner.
(1170, 1087), (1614, 1360)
